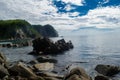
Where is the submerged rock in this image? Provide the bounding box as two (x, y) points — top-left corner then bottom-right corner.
(95, 64), (120, 76)
(64, 67), (91, 80)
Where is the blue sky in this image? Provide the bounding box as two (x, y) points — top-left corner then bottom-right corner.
(0, 0), (120, 30)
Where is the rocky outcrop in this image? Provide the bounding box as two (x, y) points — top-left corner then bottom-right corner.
(31, 37), (74, 55)
(95, 64), (120, 76)
(64, 67), (91, 80)
(32, 24), (58, 37)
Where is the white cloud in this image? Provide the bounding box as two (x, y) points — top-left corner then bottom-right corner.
(61, 0), (84, 6)
(0, 0), (120, 31)
(83, 6), (120, 28)
(64, 4), (75, 11)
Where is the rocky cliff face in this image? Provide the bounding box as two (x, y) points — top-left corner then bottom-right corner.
(0, 19), (40, 39)
(0, 20), (58, 40)
(32, 24), (58, 37)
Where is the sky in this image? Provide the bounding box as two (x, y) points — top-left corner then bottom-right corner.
(0, 0), (120, 30)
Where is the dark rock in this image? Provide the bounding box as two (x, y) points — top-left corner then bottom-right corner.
(95, 64), (120, 76)
(29, 60), (38, 65)
(36, 56), (57, 63)
(0, 65), (9, 79)
(32, 37), (73, 55)
(6, 43), (13, 48)
(95, 75), (109, 80)
(64, 67), (91, 80)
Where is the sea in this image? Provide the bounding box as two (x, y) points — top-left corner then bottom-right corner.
(0, 32), (120, 79)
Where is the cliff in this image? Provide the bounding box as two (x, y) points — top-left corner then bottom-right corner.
(0, 20), (58, 40)
(0, 19), (40, 39)
(32, 24), (58, 37)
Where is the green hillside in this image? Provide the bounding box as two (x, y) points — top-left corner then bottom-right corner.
(0, 19), (40, 39)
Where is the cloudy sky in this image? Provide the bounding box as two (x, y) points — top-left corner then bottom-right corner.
(0, 0), (120, 30)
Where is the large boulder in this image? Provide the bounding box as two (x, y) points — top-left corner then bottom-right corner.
(9, 62), (37, 79)
(95, 64), (120, 76)
(0, 65), (9, 79)
(64, 67), (91, 80)
(33, 62), (54, 71)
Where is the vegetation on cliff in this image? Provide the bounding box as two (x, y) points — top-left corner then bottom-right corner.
(32, 24), (58, 37)
(0, 19), (58, 40)
(0, 19), (40, 39)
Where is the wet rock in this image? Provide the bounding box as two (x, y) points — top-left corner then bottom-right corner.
(33, 62), (54, 71)
(36, 56), (57, 63)
(64, 67), (91, 80)
(29, 60), (38, 65)
(37, 72), (63, 79)
(95, 64), (120, 76)
(13, 44), (19, 47)
(6, 43), (13, 48)
(0, 52), (7, 64)
(32, 37), (74, 55)
(9, 62), (37, 79)
(0, 52), (8, 69)
(95, 75), (109, 80)
(0, 65), (9, 79)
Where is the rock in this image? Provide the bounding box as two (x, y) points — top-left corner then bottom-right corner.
(95, 64), (120, 76)
(37, 72), (63, 79)
(32, 37), (74, 55)
(64, 67), (91, 80)
(0, 52), (8, 68)
(6, 43), (13, 48)
(9, 62), (37, 79)
(36, 56), (57, 63)
(66, 74), (82, 80)
(8, 76), (45, 80)
(95, 75), (109, 80)
(33, 62), (54, 71)
(44, 77), (61, 80)
(29, 60), (38, 65)
(0, 65), (9, 79)
(0, 52), (7, 63)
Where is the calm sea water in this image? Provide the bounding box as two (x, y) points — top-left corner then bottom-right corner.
(0, 33), (120, 79)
